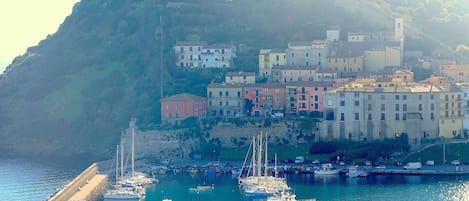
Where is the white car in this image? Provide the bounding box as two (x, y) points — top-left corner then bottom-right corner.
(451, 160), (461, 166)
(376, 165), (386, 169)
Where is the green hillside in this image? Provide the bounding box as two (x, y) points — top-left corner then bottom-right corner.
(0, 0), (439, 159)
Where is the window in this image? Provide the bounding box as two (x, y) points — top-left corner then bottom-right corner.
(301, 87), (306, 93)
(445, 111), (448, 117)
(381, 104), (385, 111)
(368, 104), (372, 111)
(315, 87), (318, 91)
(340, 101), (345, 106)
(395, 104), (399, 111)
(355, 113), (359, 120)
(381, 113), (385, 120)
(431, 113), (434, 120)
(403, 114), (407, 120)
(306, 61), (309, 66)
(314, 95), (319, 101)
(419, 104), (422, 111)
(354, 93), (359, 98)
(340, 113), (345, 121)
(219, 91), (223, 97)
(395, 95), (399, 100)
(306, 52), (309, 57)
(431, 94), (434, 100)
(403, 95), (407, 100)
(225, 91), (229, 96)
(225, 101), (229, 106)
(291, 53), (294, 57)
(445, 95), (448, 101)
(395, 113), (399, 120)
(276, 55), (279, 61)
(354, 101), (359, 107)
(368, 114), (372, 120)
(219, 101), (222, 106)
(403, 104), (407, 111)
(445, 103), (448, 109)
(209, 92), (213, 98)
(431, 103), (434, 110)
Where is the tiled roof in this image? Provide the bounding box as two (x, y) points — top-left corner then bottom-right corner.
(175, 41), (207, 46)
(208, 82), (244, 88)
(288, 41), (312, 46)
(226, 71), (256, 76)
(161, 93), (206, 102)
(204, 44), (235, 49)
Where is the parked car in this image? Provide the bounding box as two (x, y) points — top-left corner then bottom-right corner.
(425, 160), (435, 166)
(294, 156), (305, 164)
(404, 162), (422, 170)
(451, 160), (461, 166)
(338, 161), (346, 166)
(376, 165), (386, 169)
(271, 112), (284, 118)
(312, 160), (321, 164)
(365, 161), (371, 166)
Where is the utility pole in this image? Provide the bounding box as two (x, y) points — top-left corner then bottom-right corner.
(159, 15), (164, 99)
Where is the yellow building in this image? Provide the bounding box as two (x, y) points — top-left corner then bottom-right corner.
(364, 46), (401, 72)
(439, 86), (464, 138)
(439, 64), (469, 82)
(259, 49), (286, 78)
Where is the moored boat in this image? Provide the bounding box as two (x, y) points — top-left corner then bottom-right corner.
(314, 163), (339, 175)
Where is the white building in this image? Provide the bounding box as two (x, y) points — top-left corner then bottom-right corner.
(456, 83), (469, 131)
(174, 41), (236, 68)
(322, 85), (440, 142)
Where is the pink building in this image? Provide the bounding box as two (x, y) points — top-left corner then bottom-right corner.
(160, 93), (207, 125)
(296, 82), (334, 117)
(244, 83), (286, 117)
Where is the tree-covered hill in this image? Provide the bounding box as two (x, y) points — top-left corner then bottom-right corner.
(0, 0), (433, 159)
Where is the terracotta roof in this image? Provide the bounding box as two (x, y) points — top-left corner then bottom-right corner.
(208, 82), (244, 88)
(161, 93), (206, 102)
(175, 41), (207, 46)
(204, 44), (235, 49)
(288, 41), (312, 46)
(226, 71), (256, 76)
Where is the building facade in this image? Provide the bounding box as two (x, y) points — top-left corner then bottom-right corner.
(438, 86), (464, 138)
(207, 83), (244, 117)
(174, 41), (236, 68)
(296, 82), (334, 117)
(244, 83), (286, 117)
(259, 49), (286, 78)
(321, 85), (440, 142)
(160, 93), (208, 125)
(225, 72), (256, 84)
(271, 66), (317, 83)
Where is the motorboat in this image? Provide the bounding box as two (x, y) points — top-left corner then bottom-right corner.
(346, 165), (365, 178)
(314, 163), (339, 175)
(188, 184), (214, 194)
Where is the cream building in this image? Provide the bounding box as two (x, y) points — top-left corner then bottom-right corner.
(207, 83), (244, 117)
(438, 85), (464, 138)
(174, 41), (236, 68)
(322, 85), (440, 142)
(438, 64), (469, 83)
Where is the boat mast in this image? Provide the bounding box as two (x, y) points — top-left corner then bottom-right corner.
(257, 132), (262, 177)
(131, 123), (135, 178)
(264, 132), (268, 177)
(116, 145), (119, 184)
(240, 137), (253, 179)
(251, 135), (256, 177)
(120, 138), (124, 178)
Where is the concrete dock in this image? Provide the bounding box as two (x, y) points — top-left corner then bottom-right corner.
(47, 163), (108, 201)
(368, 165), (469, 175)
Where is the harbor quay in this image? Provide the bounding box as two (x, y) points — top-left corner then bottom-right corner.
(47, 163), (108, 201)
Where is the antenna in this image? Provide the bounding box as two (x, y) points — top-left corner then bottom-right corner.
(160, 15), (164, 99)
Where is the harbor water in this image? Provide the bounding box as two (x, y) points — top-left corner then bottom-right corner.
(147, 172), (469, 201)
(0, 158), (84, 201)
(2, 158), (469, 201)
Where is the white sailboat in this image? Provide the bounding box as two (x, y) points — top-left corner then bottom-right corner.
(238, 132), (292, 198)
(104, 119), (153, 201)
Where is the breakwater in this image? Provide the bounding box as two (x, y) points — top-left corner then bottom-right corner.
(47, 163), (107, 201)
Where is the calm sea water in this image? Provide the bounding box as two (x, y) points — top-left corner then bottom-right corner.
(147, 173), (469, 201)
(0, 158), (84, 201)
(2, 158), (469, 201)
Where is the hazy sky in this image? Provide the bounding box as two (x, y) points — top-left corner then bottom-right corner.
(0, 0), (79, 71)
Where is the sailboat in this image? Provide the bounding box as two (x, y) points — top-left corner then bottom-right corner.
(238, 132), (292, 198)
(104, 119), (153, 201)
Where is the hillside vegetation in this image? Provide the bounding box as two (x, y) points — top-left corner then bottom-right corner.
(0, 0), (455, 159)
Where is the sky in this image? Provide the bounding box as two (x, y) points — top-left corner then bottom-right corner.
(0, 0), (79, 71)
